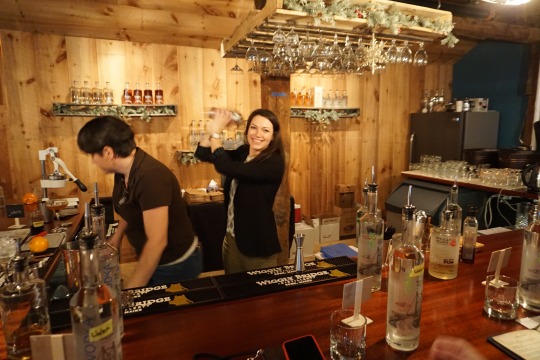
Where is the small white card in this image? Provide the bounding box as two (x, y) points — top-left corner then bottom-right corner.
(487, 247), (512, 273)
(342, 277), (372, 310)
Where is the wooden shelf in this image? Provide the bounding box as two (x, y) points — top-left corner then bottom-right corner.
(290, 107), (360, 118)
(221, 0), (453, 58)
(52, 103), (177, 119)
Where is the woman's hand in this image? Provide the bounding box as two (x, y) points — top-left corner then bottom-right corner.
(208, 108), (232, 134)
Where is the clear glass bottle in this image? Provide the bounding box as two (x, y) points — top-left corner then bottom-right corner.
(386, 186), (424, 351)
(133, 82), (143, 105)
(144, 83), (153, 105)
(70, 207), (122, 360)
(429, 210), (460, 280)
(122, 82), (133, 105)
(70, 80), (81, 104)
(90, 184), (123, 335)
(357, 169), (384, 291)
(81, 81), (91, 104)
(442, 180), (462, 235)
(1, 255), (51, 359)
(189, 120), (198, 150)
(104, 82), (114, 104)
(420, 89), (429, 113)
(461, 205), (478, 264)
(519, 204), (540, 312)
(198, 119), (205, 143)
(92, 81), (102, 104)
(334, 90), (341, 108)
(154, 82), (164, 104)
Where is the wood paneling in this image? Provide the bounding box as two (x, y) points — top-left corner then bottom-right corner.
(0, 30), (454, 224)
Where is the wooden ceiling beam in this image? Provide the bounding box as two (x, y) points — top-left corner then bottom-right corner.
(453, 16), (540, 43)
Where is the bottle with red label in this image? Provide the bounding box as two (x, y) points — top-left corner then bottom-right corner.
(122, 82), (133, 104)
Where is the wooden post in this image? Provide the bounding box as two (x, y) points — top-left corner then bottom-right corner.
(261, 75), (292, 265)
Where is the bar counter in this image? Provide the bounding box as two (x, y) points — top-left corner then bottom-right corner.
(0, 224), (533, 358)
(120, 229), (530, 359)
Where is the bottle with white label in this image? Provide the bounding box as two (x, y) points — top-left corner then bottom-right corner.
(357, 167), (384, 291)
(429, 210), (460, 280)
(70, 205), (122, 359)
(386, 185), (424, 351)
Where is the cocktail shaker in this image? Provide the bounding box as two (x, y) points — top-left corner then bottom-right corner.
(294, 233), (305, 272)
(208, 108), (243, 123)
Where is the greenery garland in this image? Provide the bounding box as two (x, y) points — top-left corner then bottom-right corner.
(283, 0), (458, 47)
(304, 109), (340, 129)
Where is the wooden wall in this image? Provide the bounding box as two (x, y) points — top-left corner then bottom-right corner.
(0, 29), (455, 218)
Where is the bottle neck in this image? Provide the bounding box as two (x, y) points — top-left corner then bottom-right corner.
(367, 190), (378, 215)
(79, 247), (102, 288)
(449, 187), (458, 204)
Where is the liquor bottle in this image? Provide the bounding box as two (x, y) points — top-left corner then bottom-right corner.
(290, 88), (297, 106)
(461, 205), (478, 264)
(334, 90), (341, 108)
(298, 88), (306, 107)
(104, 82), (114, 105)
(420, 89), (429, 113)
(438, 89), (445, 105)
(342, 90), (348, 107)
(133, 82), (143, 104)
(306, 88), (313, 107)
(189, 120), (198, 150)
(198, 120), (205, 143)
(357, 167), (384, 291)
(386, 185), (424, 351)
(440, 179), (462, 235)
(519, 203), (540, 312)
(70, 204), (122, 359)
(463, 98), (471, 112)
(144, 83), (153, 105)
(90, 183), (123, 336)
(70, 80), (81, 104)
(0, 255), (51, 359)
(154, 82), (164, 104)
(81, 81), (91, 104)
(92, 81), (102, 104)
(429, 210), (460, 279)
(122, 82), (133, 104)
(30, 209), (45, 235)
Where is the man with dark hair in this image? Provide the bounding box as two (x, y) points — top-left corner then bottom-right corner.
(78, 116), (201, 288)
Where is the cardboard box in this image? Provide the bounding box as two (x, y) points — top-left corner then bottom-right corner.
(316, 214), (340, 243)
(290, 221), (319, 259)
(334, 206), (358, 238)
(313, 86), (324, 108)
(335, 184), (357, 208)
(470, 98), (489, 112)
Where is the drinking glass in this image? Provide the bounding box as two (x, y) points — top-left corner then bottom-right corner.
(341, 36), (357, 73)
(45, 198), (69, 233)
(314, 35), (330, 74)
(400, 41), (413, 64)
(0, 237), (17, 284)
(327, 34), (342, 73)
(386, 39), (399, 64)
(413, 42), (428, 66)
(245, 39), (259, 72)
(299, 32), (317, 73)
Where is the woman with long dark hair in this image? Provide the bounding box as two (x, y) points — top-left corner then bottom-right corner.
(195, 108), (285, 273)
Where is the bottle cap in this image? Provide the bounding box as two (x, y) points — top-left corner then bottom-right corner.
(467, 205), (478, 217)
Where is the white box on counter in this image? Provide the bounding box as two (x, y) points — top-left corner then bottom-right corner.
(470, 98), (489, 112)
(317, 214), (340, 243)
(290, 221), (319, 259)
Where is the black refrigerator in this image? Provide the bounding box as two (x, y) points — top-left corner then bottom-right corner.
(409, 111), (499, 163)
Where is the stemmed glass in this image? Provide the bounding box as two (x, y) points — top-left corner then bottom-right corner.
(400, 41), (413, 64)
(46, 198), (69, 233)
(0, 237), (17, 284)
(413, 42), (428, 66)
(245, 39), (259, 72)
(386, 40), (399, 64)
(299, 30), (317, 73)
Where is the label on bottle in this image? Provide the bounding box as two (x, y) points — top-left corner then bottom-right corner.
(429, 232), (460, 279)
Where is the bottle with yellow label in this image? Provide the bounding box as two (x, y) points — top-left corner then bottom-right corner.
(386, 185), (424, 352)
(70, 204), (122, 359)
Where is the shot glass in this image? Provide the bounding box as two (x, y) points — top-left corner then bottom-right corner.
(330, 309), (366, 360)
(484, 275), (519, 320)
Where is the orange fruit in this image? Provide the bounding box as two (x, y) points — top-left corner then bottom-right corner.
(28, 236), (49, 253)
(22, 193), (38, 205)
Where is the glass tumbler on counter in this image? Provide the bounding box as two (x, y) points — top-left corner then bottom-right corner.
(330, 309), (366, 360)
